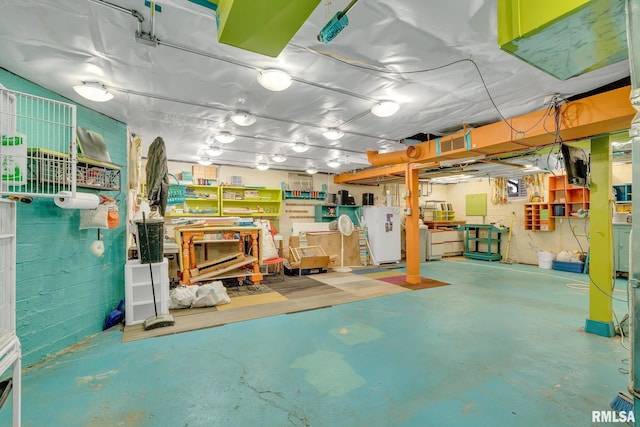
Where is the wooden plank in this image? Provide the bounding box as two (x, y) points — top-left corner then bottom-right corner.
(191, 256), (257, 282)
(191, 255), (245, 277)
(195, 251), (243, 270)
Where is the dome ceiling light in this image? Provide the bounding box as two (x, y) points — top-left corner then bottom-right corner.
(326, 159), (340, 168)
(371, 101), (400, 117)
(291, 142), (309, 153)
(230, 111), (257, 126)
(305, 167), (318, 175)
(256, 163), (270, 171)
(215, 132), (236, 144)
(73, 81), (114, 102)
(197, 158), (213, 165)
(323, 128), (344, 140)
(272, 153), (287, 163)
(257, 69), (292, 91)
(206, 147), (223, 157)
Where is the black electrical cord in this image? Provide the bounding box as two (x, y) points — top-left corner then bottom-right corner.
(303, 53), (555, 137)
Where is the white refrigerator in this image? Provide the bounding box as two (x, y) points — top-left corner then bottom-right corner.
(362, 206), (401, 264)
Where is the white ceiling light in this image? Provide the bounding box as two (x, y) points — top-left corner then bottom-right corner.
(197, 158), (213, 165)
(256, 163), (270, 171)
(272, 153), (287, 163)
(291, 142), (309, 153)
(257, 69), (292, 91)
(73, 82), (114, 102)
(206, 147), (223, 157)
(326, 160), (340, 168)
(215, 132), (236, 144)
(371, 101), (400, 117)
(230, 111), (257, 126)
(323, 129), (344, 140)
(305, 167), (318, 175)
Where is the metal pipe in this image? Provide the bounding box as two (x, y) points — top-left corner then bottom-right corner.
(87, 0), (144, 22)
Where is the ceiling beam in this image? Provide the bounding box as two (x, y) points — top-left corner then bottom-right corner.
(333, 163), (409, 184)
(349, 86), (635, 182)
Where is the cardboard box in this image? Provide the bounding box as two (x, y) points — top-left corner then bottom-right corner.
(192, 165), (217, 183)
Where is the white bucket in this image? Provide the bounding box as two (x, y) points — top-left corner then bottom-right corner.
(538, 251), (554, 269)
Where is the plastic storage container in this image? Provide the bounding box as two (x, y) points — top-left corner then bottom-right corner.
(552, 260), (584, 273)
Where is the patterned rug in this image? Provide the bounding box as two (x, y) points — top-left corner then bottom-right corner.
(353, 267), (450, 290)
(122, 269), (448, 343)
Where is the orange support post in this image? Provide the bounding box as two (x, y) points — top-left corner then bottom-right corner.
(405, 164), (421, 285)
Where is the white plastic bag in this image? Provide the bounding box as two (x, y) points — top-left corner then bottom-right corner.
(169, 285), (198, 309)
(192, 285), (217, 308)
(79, 205), (109, 229)
(199, 281), (231, 306)
(257, 220), (279, 260)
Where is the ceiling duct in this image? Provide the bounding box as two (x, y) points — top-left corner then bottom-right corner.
(215, 0), (321, 57)
(498, 0), (628, 80)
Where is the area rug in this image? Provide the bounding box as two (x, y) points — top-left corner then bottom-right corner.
(121, 270), (448, 343)
(216, 292), (288, 310)
(356, 269), (450, 291)
(267, 276), (343, 299)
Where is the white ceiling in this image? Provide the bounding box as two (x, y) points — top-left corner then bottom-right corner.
(0, 0), (631, 177)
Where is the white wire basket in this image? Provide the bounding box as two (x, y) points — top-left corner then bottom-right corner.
(0, 85), (77, 197)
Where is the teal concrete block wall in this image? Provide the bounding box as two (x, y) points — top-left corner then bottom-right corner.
(0, 68), (128, 368)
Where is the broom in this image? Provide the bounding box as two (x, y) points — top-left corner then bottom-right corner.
(141, 212), (175, 330)
(610, 392), (633, 415)
(500, 212), (515, 264)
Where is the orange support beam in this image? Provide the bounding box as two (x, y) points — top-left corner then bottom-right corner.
(333, 85), (635, 288)
(333, 163), (409, 184)
(404, 164), (421, 285)
(363, 85), (635, 168)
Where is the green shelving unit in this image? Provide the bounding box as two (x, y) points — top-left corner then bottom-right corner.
(282, 183), (327, 200)
(314, 205), (361, 225)
(165, 184), (219, 217)
(461, 224), (507, 261)
(220, 186), (282, 217)
(613, 183), (632, 202)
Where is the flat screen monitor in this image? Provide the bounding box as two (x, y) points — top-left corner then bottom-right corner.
(561, 144), (589, 187)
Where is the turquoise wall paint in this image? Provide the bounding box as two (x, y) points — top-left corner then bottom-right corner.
(0, 68), (128, 368)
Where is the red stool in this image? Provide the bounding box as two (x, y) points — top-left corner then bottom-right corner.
(261, 257), (285, 281)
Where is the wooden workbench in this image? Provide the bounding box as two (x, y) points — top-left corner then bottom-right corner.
(174, 226), (262, 285)
(423, 220), (466, 229)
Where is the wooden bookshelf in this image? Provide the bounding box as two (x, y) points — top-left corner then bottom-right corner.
(524, 203), (555, 231)
(548, 174), (589, 218)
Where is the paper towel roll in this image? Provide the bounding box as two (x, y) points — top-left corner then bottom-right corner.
(54, 191), (100, 209)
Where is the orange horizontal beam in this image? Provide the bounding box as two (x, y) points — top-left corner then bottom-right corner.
(333, 163), (408, 184)
(365, 86), (635, 169)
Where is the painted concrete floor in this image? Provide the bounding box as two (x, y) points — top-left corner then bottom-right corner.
(0, 259), (631, 427)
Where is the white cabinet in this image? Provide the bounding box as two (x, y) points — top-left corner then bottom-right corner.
(613, 223), (631, 274)
(125, 259), (169, 325)
(426, 229), (464, 260)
